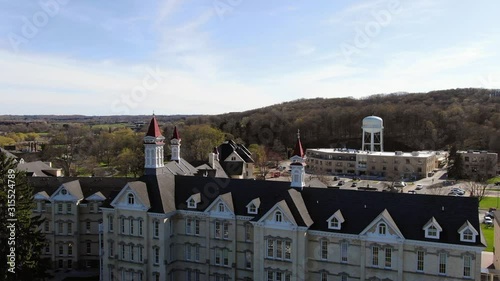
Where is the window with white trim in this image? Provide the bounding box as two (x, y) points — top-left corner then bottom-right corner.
(218, 202), (225, 212)
(372, 246), (379, 266)
(462, 229), (474, 242)
(417, 250), (424, 271)
(266, 238), (292, 261)
(439, 253), (447, 275)
(248, 203), (257, 214)
(186, 218), (200, 236)
(153, 220), (159, 238)
(428, 225), (437, 237)
(321, 272), (328, 281)
(214, 248), (229, 266)
(275, 211), (283, 222)
(154, 247), (160, 265)
(463, 255), (472, 278)
(378, 223), (386, 235)
(320, 240), (328, 260)
(328, 217), (339, 229)
(187, 198), (196, 209)
(139, 220), (143, 236)
(385, 248), (392, 268)
(340, 242), (348, 263)
(128, 193), (134, 205)
(129, 219), (134, 235)
(108, 216), (114, 232)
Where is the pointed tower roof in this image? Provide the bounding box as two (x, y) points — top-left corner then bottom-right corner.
(146, 116), (162, 138)
(292, 129), (304, 158)
(171, 126), (181, 140)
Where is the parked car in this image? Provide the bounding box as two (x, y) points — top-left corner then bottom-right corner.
(484, 217), (493, 225)
(450, 188), (465, 195)
(337, 180), (345, 186)
(415, 184), (424, 190)
(351, 182), (357, 187)
(408, 190), (417, 194)
(394, 182), (406, 188)
(485, 212), (495, 218)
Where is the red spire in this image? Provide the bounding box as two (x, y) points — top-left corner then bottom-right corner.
(292, 129), (304, 158)
(171, 126), (181, 140)
(146, 116), (162, 137)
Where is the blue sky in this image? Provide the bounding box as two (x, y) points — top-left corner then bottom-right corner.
(1, 0), (499, 115)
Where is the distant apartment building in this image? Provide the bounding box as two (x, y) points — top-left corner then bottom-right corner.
(306, 149), (437, 180)
(458, 150), (498, 180)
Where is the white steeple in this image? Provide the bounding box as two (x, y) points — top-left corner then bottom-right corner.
(290, 129), (305, 190)
(144, 116), (165, 172)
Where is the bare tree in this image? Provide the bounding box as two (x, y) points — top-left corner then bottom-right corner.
(464, 181), (488, 202)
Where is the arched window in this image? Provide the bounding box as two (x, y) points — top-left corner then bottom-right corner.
(378, 223), (386, 235)
(275, 211), (283, 222)
(128, 193), (134, 205)
(218, 203), (225, 212)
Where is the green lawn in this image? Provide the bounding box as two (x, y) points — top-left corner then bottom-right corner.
(481, 223), (494, 252)
(479, 196), (500, 210)
(487, 176), (500, 184)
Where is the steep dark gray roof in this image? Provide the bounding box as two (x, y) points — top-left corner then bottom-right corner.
(175, 175), (484, 246)
(17, 160), (60, 177)
(218, 140), (254, 164)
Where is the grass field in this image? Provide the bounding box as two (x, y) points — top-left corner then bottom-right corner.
(479, 196), (500, 210)
(481, 223), (494, 252)
(487, 176), (500, 184)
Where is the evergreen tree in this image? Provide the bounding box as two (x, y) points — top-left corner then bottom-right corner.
(447, 145), (463, 179)
(0, 152), (48, 280)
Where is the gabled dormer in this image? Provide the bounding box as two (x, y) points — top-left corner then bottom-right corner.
(360, 209), (404, 239)
(422, 217), (443, 239)
(326, 210), (345, 230)
(458, 220), (479, 243)
(186, 193), (201, 209)
(246, 198), (261, 215)
(50, 180), (84, 203)
(257, 200), (297, 229)
(110, 182), (150, 211)
(205, 193), (234, 217)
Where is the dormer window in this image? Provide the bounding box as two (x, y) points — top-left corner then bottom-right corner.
(61, 189), (67, 195)
(218, 203), (225, 212)
(248, 204), (257, 214)
(187, 198), (196, 208)
(186, 193), (201, 209)
(246, 198), (261, 215)
(428, 226), (437, 237)
(378, 223), (387, 235)
(326, 210), (345, 230)
(127, 193), (135, 205)
(423, 217), (442, 239)
(458, 221), (478, 243)
(329, 217), (339, 229)
(275, 211), (283, 222)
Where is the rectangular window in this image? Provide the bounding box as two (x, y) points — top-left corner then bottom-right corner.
(267, 271), (273, 281)
(186, 244), (192, 261)
(195, 219), (200, 235)
(58, 203), (63, 213)
(186, 218), (192, 235)
(153, 221), (159, 238)
(439, 253), (447, 274)
(341, 275), (348, 281)
(66, 203), (72, 214)
(321, 240), (328, 260)
(130, 245), (134, 261)
(121, 218), (125, 234)
(109, 243), (114, 257)
(215, 221), (221, 238)
(121, 245), (125, 259)
(266, 239), (274, 258)
(463, 255), (471, 277)
(154, 248), (159, 264)
(108, 216), (114, 232)
(195, 245), (200, 261)
(67, 259), (72, 269)
(129, 219), (134, 235)
(245, 251), (252, 268)
(86, 221), (91, 232)
(372, 247), (379, 266)
(385, 248), (392, 268)
(68, 244), (73, 255)
(58, 222), (63, 234)
(139, 247), (143, 262)
(139, 220), (143, 236)
(86, 242), (91, 254)
(223, 222), (229, 239)
(284, 241), (291, 260)
(341, 242), (348, 262)
(276, 240), (283, 259)
(245, 224), (251, 241)
(223, 249), (229, 266)
(321, 272), (327, 281)
(67, 222), (72, 234)
(417, 250), (424, 271)
(59, 245), (64, 255)
(215, 248), (221, 265)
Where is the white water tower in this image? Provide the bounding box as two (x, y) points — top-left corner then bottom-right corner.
(361, 116), (384, 152)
